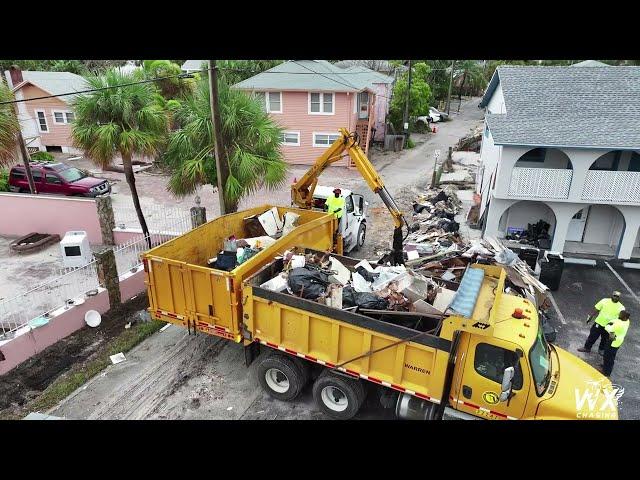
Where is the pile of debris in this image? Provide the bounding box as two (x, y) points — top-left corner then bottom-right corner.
(208, 207), (300, 271)
(504, 220), (552, 249)
(455, 126), (483, 152)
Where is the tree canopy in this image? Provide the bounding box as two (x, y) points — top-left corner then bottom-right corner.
(388, 62), (432, 131)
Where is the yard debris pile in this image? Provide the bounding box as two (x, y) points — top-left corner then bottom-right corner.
(455, 126), (483, 152)
(208, 207), (300, 271)
(504, 220), (552, 249)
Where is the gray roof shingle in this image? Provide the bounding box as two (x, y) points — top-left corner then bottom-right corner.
(181, 60), (206, 71)
(232, 60), (389, 92)
(482, 66), (640, 149)
(13, 71), (89, 104)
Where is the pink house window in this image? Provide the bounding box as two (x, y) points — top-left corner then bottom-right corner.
(358, 92), (369, 119)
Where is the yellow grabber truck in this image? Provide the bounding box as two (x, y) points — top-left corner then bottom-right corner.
(142, 130), (618, 420)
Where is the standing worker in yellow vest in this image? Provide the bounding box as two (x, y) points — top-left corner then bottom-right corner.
(325, 188), (345, 230)
(578, 291), (625, 355)
(601, 310), (630, 376)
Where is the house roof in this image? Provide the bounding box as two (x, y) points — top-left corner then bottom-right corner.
(8, 71), (89, 104)
(232, 60), (386, 92)
(181, 60), (205, 71)
(334, 60), (399, 74)
(480, 65), (640, 150)
(571, 60), (610, 67)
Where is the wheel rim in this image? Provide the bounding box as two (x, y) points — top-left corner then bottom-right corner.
(265, 368), (290, 393)
(359, 227), (366, 246)
(320, 386), (349, 412)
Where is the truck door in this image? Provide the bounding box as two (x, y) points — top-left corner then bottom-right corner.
(452, 335), (530, 420)
(341, 194), (357, 244)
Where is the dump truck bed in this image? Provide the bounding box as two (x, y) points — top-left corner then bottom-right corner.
(243, 255), (453, 403)
(143, 205), (337, 341)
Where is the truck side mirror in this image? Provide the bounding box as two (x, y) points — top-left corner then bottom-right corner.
(358, 197), (364, 214)
(499, 366), (515, 402)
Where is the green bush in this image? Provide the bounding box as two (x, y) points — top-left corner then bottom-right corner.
(406, 138), (416, 149)
(0, 169), (8, 192)
(30, 151), (55, 162)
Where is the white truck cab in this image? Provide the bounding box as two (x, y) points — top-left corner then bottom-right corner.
(312, 185), (368, 253)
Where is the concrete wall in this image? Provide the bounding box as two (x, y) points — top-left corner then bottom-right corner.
(583, 205), (625, 247)
(0, 267), (146, 376)
(0, 193), (103, 244)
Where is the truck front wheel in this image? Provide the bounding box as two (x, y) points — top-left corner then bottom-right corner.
(312, 371), (366, 419)
(257, 354), (307, 401)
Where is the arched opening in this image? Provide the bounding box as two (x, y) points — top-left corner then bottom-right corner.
(564, 205), (626, 257)
(514, 147), (573, 170)
(498, 200), (556, 249)
(588, 150), (640, 171)
(510, 148), (573, 199)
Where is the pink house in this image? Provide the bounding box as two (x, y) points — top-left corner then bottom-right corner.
(232, 60), (394, 166)
(4, 67), (88, 154)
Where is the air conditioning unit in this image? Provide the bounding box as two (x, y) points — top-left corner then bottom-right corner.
(60, 231), (92, 268)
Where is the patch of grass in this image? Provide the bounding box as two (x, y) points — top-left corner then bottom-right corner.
(24, 320), (165, 415)
(435, 166), (443, 185)
(30, 151), (55, 162)
(0, 169), (8, 192)
(406, 138), (416, 149)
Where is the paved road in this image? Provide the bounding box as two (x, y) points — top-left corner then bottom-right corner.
(548, 261), (640, 419)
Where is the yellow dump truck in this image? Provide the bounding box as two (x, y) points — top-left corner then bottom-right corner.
(144, 228), (619, 419)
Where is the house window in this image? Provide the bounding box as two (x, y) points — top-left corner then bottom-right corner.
(313, 132), (340, 148)
(254, 91), (282, 113)
(474, 343), (523, 390)
(279, 131), (300, 146)
(358, 92), (369, 119)
(309, 92), (334, 115)
(520, 148), (546, 163)
(52, 111), (75, 124)
(35, 110), (48, 132)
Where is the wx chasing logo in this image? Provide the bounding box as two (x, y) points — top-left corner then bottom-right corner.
(574, 380), (624, 419)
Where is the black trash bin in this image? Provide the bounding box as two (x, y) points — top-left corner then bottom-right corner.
(518, 247), (540, 270)
(539, 252), (564, 291)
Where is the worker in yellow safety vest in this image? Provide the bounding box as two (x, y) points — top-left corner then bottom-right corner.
(601, 310), (630, 376)
(325, 188), (345, 221)
(578, 291), (625, 355)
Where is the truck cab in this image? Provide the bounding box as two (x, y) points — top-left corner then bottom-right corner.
(311, 185), (368, 253)
(437, 264), (619, 420)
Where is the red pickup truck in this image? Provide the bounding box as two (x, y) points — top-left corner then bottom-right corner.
(8, 162), (111, 197)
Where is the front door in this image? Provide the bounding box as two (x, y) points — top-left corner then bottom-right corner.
(566, 207), (589, 242)
(451, 335), (530, 420)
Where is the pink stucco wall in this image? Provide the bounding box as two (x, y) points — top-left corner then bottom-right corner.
(371, 83), (391, 141)
(270, 91), (358, 166)
(0, 268), (146, 376)
(0, 193), (103, 244)
(22, 84), (75, 148)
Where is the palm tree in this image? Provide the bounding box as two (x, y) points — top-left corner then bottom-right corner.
(163, 77), (287, 213)
(0, 82), (20, 167)
(455, 60), (487, 111)
(72, 70), (169, 246)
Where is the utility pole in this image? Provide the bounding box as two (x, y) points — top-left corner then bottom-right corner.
(402, 59), (413, 143)
(12, 105), (37, 194)
(208, 60), (231, 215)
(446, 60), (455, 116)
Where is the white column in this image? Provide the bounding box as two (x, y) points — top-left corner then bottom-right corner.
(549, 204), (576, 253)
(616, 213), (640, 260)
(483, 198), (513, 239)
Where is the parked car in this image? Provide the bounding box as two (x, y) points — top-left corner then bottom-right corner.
(8, 162), (111, 197)
(417, 107), (449, 127)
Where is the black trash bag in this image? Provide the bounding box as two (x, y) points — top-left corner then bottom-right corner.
(413, 202), (430, 214)
(435, 210), (455, 220)
(356, 265), (379, 282)
(288, 266), (331, 300)
(428, 191), (449, 204)
(445, 221), (459, 233)
(342, 286), (389, 310)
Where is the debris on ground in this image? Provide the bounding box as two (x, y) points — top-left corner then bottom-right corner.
(109, 352), (126, 365)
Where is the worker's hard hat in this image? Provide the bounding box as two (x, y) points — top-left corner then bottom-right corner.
(333, 188), (341, 194)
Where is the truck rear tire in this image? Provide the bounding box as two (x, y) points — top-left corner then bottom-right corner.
(257, 354), (307, 401)
(353, 224), (366, 252)
(312, 370), (366, 419)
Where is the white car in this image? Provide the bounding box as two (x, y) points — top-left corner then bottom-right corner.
(417, 107), (449, 127)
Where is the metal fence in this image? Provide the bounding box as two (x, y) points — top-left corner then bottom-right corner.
(113, 203), (196, 234)
(0, 260), (102, 339)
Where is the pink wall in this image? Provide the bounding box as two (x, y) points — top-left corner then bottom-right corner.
(0, 193), (103, 244)
(371, 83), (391, 141)
(271, 91), (356, 166)
(0, 268), (146, 376)
(22, 84), (75, 148)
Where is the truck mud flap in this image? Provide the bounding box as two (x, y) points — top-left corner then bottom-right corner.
(245, 342), (261, 367)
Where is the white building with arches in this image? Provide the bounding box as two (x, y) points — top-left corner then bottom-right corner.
(477, 65), (640, 259)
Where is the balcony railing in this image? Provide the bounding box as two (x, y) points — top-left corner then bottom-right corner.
(582, 171), (640, 203)
(508, 167), (572, 199)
